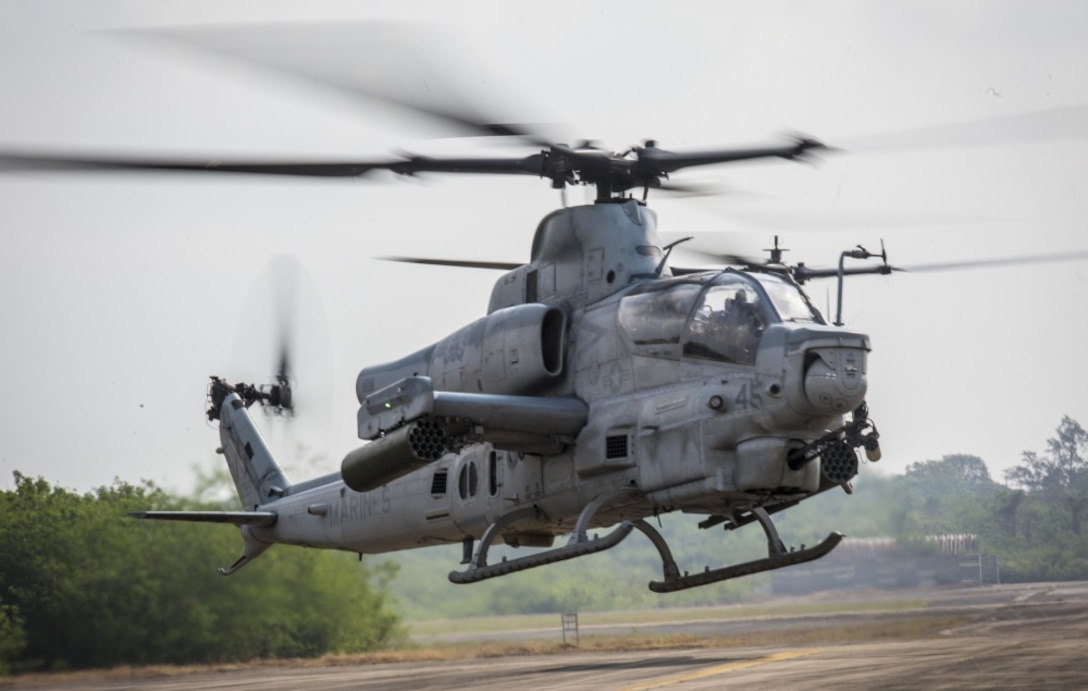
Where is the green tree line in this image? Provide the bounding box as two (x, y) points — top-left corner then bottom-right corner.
(0, 474), (401, 674)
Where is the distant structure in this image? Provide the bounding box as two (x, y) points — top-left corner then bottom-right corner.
(772, 534), (1000, 595)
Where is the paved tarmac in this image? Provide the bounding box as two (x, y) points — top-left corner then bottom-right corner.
(11, 581), (1088, 690)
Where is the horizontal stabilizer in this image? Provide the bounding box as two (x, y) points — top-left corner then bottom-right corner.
(128, 510), (277, 527)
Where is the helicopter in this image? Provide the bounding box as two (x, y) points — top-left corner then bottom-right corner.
(2, 128), (888, 590)
(0, 131), (895, 591)
(3, 28), (1085, 593)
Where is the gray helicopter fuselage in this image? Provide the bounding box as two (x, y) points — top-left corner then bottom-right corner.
(242, 201), (870, 556)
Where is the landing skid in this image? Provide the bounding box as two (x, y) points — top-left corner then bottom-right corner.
(448, 498), (844, 592)
(649, 531), (843, 592)
(651, 506), (843, 593)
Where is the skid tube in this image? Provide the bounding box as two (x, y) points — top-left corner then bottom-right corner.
(649, 531), (844, 593)
(448, 500), (843, 591)
(650, 507), (843, 592)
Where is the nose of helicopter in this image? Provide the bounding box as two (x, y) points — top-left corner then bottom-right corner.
(803, 346), (868, 415)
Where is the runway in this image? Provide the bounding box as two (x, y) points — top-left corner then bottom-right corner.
(13, 581), (1088, 690)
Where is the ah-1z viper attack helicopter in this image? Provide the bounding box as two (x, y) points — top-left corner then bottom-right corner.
(5, 32), (1073, 592)
(4, 132), (886, 592)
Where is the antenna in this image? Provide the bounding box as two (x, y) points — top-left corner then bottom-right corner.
(656, 236), (694, 276)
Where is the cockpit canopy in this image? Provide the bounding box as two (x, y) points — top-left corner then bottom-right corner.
(617, 271), (823, 365)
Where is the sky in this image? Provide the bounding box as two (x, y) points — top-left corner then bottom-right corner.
(1, 1), (1086, 495)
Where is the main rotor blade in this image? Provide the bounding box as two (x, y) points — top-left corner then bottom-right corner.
(654, 181), (734, 198)
(0, 151), (392, 178)
(0, 149), (557, 180)
(839, 103), (1088, 154)
(793, 249), (1088, 281)
(638, 137), (827, 175)
(391, 154), (544, 176)
(127, 21), (558, 146)
(667, 245), (761, 267)
(897, 249), (1088, 273)
(381, 256), (522, 271)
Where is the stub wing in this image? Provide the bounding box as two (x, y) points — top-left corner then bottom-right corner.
(357, 375), (588, 442)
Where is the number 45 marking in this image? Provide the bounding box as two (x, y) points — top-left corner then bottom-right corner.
(734, 382), (763, 410)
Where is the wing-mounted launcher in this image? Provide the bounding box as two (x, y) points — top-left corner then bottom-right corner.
(342, 376), (588, 491)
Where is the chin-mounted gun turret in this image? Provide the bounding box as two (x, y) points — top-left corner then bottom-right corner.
(206, 375), (293, 422)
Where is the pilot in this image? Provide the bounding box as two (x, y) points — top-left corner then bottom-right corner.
(717, 290), (764, 362)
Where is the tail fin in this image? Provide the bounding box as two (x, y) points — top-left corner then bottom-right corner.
(129, 388), (291, 576)
(209, 389), (292, 574)
(217, 391), (293, 509)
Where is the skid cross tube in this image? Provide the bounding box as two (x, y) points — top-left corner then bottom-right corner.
(449, 488), (636, 585)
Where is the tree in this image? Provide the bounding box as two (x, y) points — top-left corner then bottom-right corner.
(0, 473), (402, 671)
(0, 597), (26, 676)
(903, 454), (995, 496)
(899, 454), (997, 534)
(1005, 416), (1088, 536)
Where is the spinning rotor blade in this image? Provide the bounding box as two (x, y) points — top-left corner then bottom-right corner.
(0, 21), (574, 181)
(0, 139), (823, 192)
(839, 103), (1088, 154)
(793, 248), (1088, 282)
(264, 255), (300, 417)
(636, 137), (828, 175)
(128, 21), (559, 146)
(227, 255), (333, 420)
(381, 256), (522, 271)
(668, 246), (762, 268)
(895, 249), (1088, 273)
(654, 181), (735, 198)
(0, 151), (393, 178)
(0, 26), (832, 194)
(0, 149), (551, 179)
(387, 154), (545, 176)
(273, 259), (295, 390)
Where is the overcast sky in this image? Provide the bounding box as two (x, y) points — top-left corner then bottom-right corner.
(1, 0), (1086, 494)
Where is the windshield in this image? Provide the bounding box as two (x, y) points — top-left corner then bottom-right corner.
(683, 276), (773, 365)
(752, 273), (824, 323)
(618, 283), (703, 358)
(617, 272), (818, 365)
